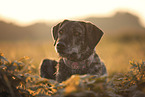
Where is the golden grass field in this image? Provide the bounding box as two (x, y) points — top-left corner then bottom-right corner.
(0, 34), (145, 76)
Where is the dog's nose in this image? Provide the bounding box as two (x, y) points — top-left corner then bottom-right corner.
(56, 42), (66, 51)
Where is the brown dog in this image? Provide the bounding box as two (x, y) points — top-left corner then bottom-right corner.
(40, 20), (107, 82)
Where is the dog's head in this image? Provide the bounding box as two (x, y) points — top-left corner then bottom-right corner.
(52, 20), (104, 60)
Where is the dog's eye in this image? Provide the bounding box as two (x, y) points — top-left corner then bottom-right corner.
(74, 32), (81, 36)
(59, 30), (64, 35)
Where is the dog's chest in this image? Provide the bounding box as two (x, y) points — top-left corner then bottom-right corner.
(62, 53), (97, 74)
(63, 59), (89, 74)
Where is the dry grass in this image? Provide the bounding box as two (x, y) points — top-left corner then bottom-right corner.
(0, 40), (58, 74)
(0, 51), (144, 97)
(97, 36), (145, 75)
(0, 35), (145, 75)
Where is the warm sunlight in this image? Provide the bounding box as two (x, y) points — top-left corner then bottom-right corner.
(0, 1), (145, 96)
(0, 0), (145, 26)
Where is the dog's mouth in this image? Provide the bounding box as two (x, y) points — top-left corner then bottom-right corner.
(69, 52), (77, 59)
(57, 49), (65, 54)
(56, 42), (66, 54)
(56, 46), (67, 57)
(58, 50), (78, 61)
(56, 42), (81, 61)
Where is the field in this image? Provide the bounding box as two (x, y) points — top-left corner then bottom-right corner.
(0, 33), (145, 75)
(0, 33), (145, 97)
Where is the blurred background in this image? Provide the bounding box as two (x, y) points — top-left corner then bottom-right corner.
(0, 0), (145, 75)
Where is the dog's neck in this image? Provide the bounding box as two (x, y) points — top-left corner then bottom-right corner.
(63, 51), (95, 69)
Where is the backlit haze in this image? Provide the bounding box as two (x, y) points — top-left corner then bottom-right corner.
(0, 0), (145, 76)
(0, 0), (145, 27)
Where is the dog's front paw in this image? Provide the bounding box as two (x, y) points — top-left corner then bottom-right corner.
(40, 59), (57, 80)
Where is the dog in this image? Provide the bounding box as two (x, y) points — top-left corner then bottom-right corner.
(40, 20), (107, 82)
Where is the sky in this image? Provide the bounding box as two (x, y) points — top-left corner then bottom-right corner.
(0, 0), (145, 27)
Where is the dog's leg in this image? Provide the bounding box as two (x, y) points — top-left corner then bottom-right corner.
(40, 59), (57, 80)
(56, 59), (71, 82)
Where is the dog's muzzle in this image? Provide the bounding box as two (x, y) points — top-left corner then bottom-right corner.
(56, 42), (66, 53)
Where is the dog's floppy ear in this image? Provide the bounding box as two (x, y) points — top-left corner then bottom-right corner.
(52, 23), (60, 46)
(52, 20), (69, 46)
(83, 22), (104, 49)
